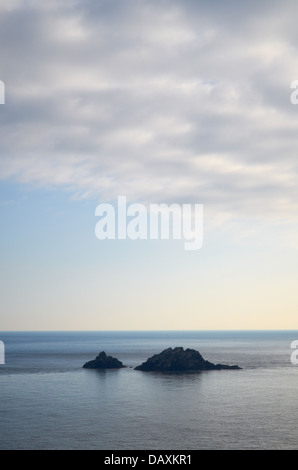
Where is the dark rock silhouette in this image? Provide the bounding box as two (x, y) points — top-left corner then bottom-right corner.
(83, 351), (125, 369)
(134, 347), (241, 372)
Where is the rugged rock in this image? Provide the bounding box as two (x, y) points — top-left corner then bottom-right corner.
(134, 347), (241, 372)
(83, 351), (125, 369)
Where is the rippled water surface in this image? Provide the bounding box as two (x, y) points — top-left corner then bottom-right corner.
(0, 330), (297, 449)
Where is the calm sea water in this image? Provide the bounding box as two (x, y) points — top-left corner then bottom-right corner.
(0, 330), (298, 450)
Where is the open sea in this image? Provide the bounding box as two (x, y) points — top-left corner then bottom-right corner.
(0, 330), (298, 450)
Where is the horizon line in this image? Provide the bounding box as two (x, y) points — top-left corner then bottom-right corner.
(1, 328), (298, 333)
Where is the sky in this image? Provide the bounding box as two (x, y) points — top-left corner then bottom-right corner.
(1, 0), (298, 330)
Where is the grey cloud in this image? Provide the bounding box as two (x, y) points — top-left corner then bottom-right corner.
(1, 0), (298, 225)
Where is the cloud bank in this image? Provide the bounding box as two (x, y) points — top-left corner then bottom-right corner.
(1, 0), (298, 225)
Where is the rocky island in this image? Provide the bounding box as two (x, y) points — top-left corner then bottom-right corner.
(83, 351), (125, 369)
(134, 347), (241, 372)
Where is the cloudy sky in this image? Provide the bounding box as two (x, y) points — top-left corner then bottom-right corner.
(1, 0), (298, 330)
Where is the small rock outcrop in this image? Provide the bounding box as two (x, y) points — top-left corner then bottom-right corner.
(83, 351), (125, 369)
(134, 347), (241, 372)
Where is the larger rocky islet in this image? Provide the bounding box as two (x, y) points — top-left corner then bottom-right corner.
(134, 346), (241, 371)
